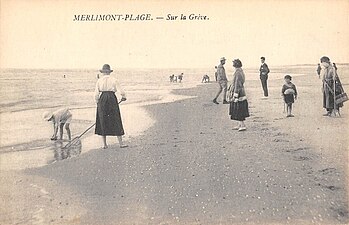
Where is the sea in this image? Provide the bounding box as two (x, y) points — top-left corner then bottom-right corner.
(1, 65), (345, 170)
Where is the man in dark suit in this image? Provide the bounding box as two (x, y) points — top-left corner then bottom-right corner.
(259, 56), (270, 97)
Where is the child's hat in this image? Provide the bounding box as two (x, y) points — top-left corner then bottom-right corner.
(284, 74), (292, 80)
(42, 111), (52, 121)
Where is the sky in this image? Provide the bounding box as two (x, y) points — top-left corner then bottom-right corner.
(0, 0), (348, 69)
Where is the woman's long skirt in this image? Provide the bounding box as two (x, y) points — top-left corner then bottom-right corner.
(95, 91), (125, 136)
(229, 100), (250, 121)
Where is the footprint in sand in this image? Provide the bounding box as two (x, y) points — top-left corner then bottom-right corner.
(318, 168), (337, 175)
(286, 147), (309, 152)
(293, 156), (312, 161)
(273, 138), (289, 142)
(329, 206), (349, 222)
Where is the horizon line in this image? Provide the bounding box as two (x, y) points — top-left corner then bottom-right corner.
(1, 62), (349, 71)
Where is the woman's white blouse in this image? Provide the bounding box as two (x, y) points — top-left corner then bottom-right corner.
(94, 75), (126, 103)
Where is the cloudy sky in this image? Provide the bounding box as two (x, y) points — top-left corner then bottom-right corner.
(0, 0), (348, 69)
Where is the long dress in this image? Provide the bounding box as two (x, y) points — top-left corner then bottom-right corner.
(94, 75), (125, 136)
(321, 63), (343, 111)
(229, 68), (249, 121)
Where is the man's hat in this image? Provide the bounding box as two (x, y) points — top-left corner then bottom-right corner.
(220, 57), (226, 61)
(99, 64), (113, 73)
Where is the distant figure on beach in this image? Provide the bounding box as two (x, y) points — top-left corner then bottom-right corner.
(213, 57), (228, 104)
(333, 63), (337, 71)
(94, 64), (127, 149)
(259, 56), (270, 98)
(316, 63), (321, 78)
(202, 75), (210, 83)
(214, 66), (218, 81)
(169, 74), (175, 82)
(43, 108), (72, 141)
(320, 56), (343, 116)
(63, 74), (66, 78)
(228, 59), (249, 131)
(97, 74), (100, 79)
(282, 75), (297, 117)
(178, 73), (184, 83)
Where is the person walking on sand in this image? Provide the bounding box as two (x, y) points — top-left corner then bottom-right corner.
(43, 108), (72, 141)
(316, 63), (321, 79)
(213, 57), (229, 104)
(259, 56), (270, 98)
(228, 59), (249, 131)
(282, 75), (298, 117)
(95, 64), (127, 149)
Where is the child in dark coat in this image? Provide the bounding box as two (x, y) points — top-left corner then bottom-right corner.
(282, 75), (297, 117)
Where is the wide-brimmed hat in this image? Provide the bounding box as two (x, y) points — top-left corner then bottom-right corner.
(232, 59), (242, 68)
(220, 57), (226, 61)
(99, 64), (113, 73)
(42, 111), (52, 121)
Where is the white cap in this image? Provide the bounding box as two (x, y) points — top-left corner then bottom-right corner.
(42, 111), (52, 121)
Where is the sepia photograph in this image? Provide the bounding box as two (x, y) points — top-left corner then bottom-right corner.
(0, 0), (348, 224)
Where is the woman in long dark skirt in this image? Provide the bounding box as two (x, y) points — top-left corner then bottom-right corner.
(94, 64), (127, 149)
(229, 59), (249, 131)
(320, 56), (343, 116)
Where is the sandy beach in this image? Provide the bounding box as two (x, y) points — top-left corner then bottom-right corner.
(1, 71), (348, 224)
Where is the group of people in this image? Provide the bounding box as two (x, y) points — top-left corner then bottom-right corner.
(212, 55), (346, 131)
(42, 57), (346, 149)
(43, 64), (128, 149)
(169, 73), (184, 83)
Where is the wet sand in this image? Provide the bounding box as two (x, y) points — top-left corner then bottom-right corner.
(1, 74), (348, 225)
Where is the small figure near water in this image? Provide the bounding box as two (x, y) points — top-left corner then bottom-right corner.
(333, 62), (338, 71)
(214, 66), (218, 82)
(282, 75), (298, 117)
(202, 74), (210, 83)
(316, 63), (321, 79)
(169, 74), (175, 82)
(43, 108), (72, 141)
(178, 73), (184, 83)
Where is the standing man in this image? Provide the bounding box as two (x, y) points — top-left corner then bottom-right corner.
(259, 56), (270, 98)
(213, 57), (228, 104)
(316, 63), (321, 79)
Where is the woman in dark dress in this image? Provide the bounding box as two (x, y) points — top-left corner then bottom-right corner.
(94, 64), (127, 149)
(320, 56), (343, 116)
(229, 59), (249, 131)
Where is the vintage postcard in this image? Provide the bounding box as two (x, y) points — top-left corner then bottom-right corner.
(0, 0), (348, 224)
